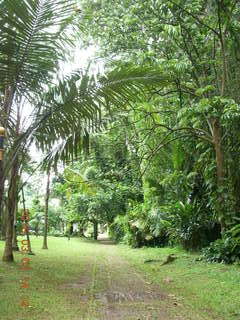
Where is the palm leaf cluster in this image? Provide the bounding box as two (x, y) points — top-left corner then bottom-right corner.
(0, 0), (75, 96)
(33, 65), (172, 166)
(0, 0), (172, 170)
(0, 0), (76, 174)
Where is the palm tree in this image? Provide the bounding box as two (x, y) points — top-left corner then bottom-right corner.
(0, 0), (79, 261)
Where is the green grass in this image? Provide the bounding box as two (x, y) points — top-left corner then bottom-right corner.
(0, 237), (240, 320)
(0, 237), (102, 320)
(119, 245), (240, 320)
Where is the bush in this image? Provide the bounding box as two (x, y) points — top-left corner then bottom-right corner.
(166, 202), (220, 250)
(109, 215), (127, 242)
(109, 200), (221, 250)
(202, 237), (240, 264)
(109, 204), (170, 248)
(202, 224), (240, 264)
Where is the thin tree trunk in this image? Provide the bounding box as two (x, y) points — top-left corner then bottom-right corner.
(93, 221), (98, 240)
(42, 171), (50, 249)
(79, 223), (85, 237)
(12, 174), (20, 251)
(70, 222), (73, 234)
(12, 197), (19, 251)
(212, 117), (226, 233)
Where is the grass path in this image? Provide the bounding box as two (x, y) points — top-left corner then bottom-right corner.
(0, 237), (239, 320)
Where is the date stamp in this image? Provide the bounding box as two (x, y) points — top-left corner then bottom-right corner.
(20, 209), (32, 307)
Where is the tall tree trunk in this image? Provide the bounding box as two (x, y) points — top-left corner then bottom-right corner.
(2, 86), (18, 261)
(2, 158), (19, 261)
(93, 221), (98, 240)
(12, 175), (20, 251)
(212, 117), (226, 233)
(42, 171), (50, 250)
(0, 86), (14, 241)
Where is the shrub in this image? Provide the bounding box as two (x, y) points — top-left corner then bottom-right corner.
(109, 204), (170, 248)
(109, 215), (127, 242)
(202, 224), (240, 264)
(109, 201), (220, 249)
(202, 237), (240, 264)
(166, 202), (220, 250)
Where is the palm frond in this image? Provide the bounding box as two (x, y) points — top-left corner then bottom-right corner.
(35, 65), (173, 166)
(3, 64), (173, 174)
(0, 0), (76, 96)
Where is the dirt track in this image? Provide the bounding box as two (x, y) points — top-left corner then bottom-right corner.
(60, 239), (206, 320)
